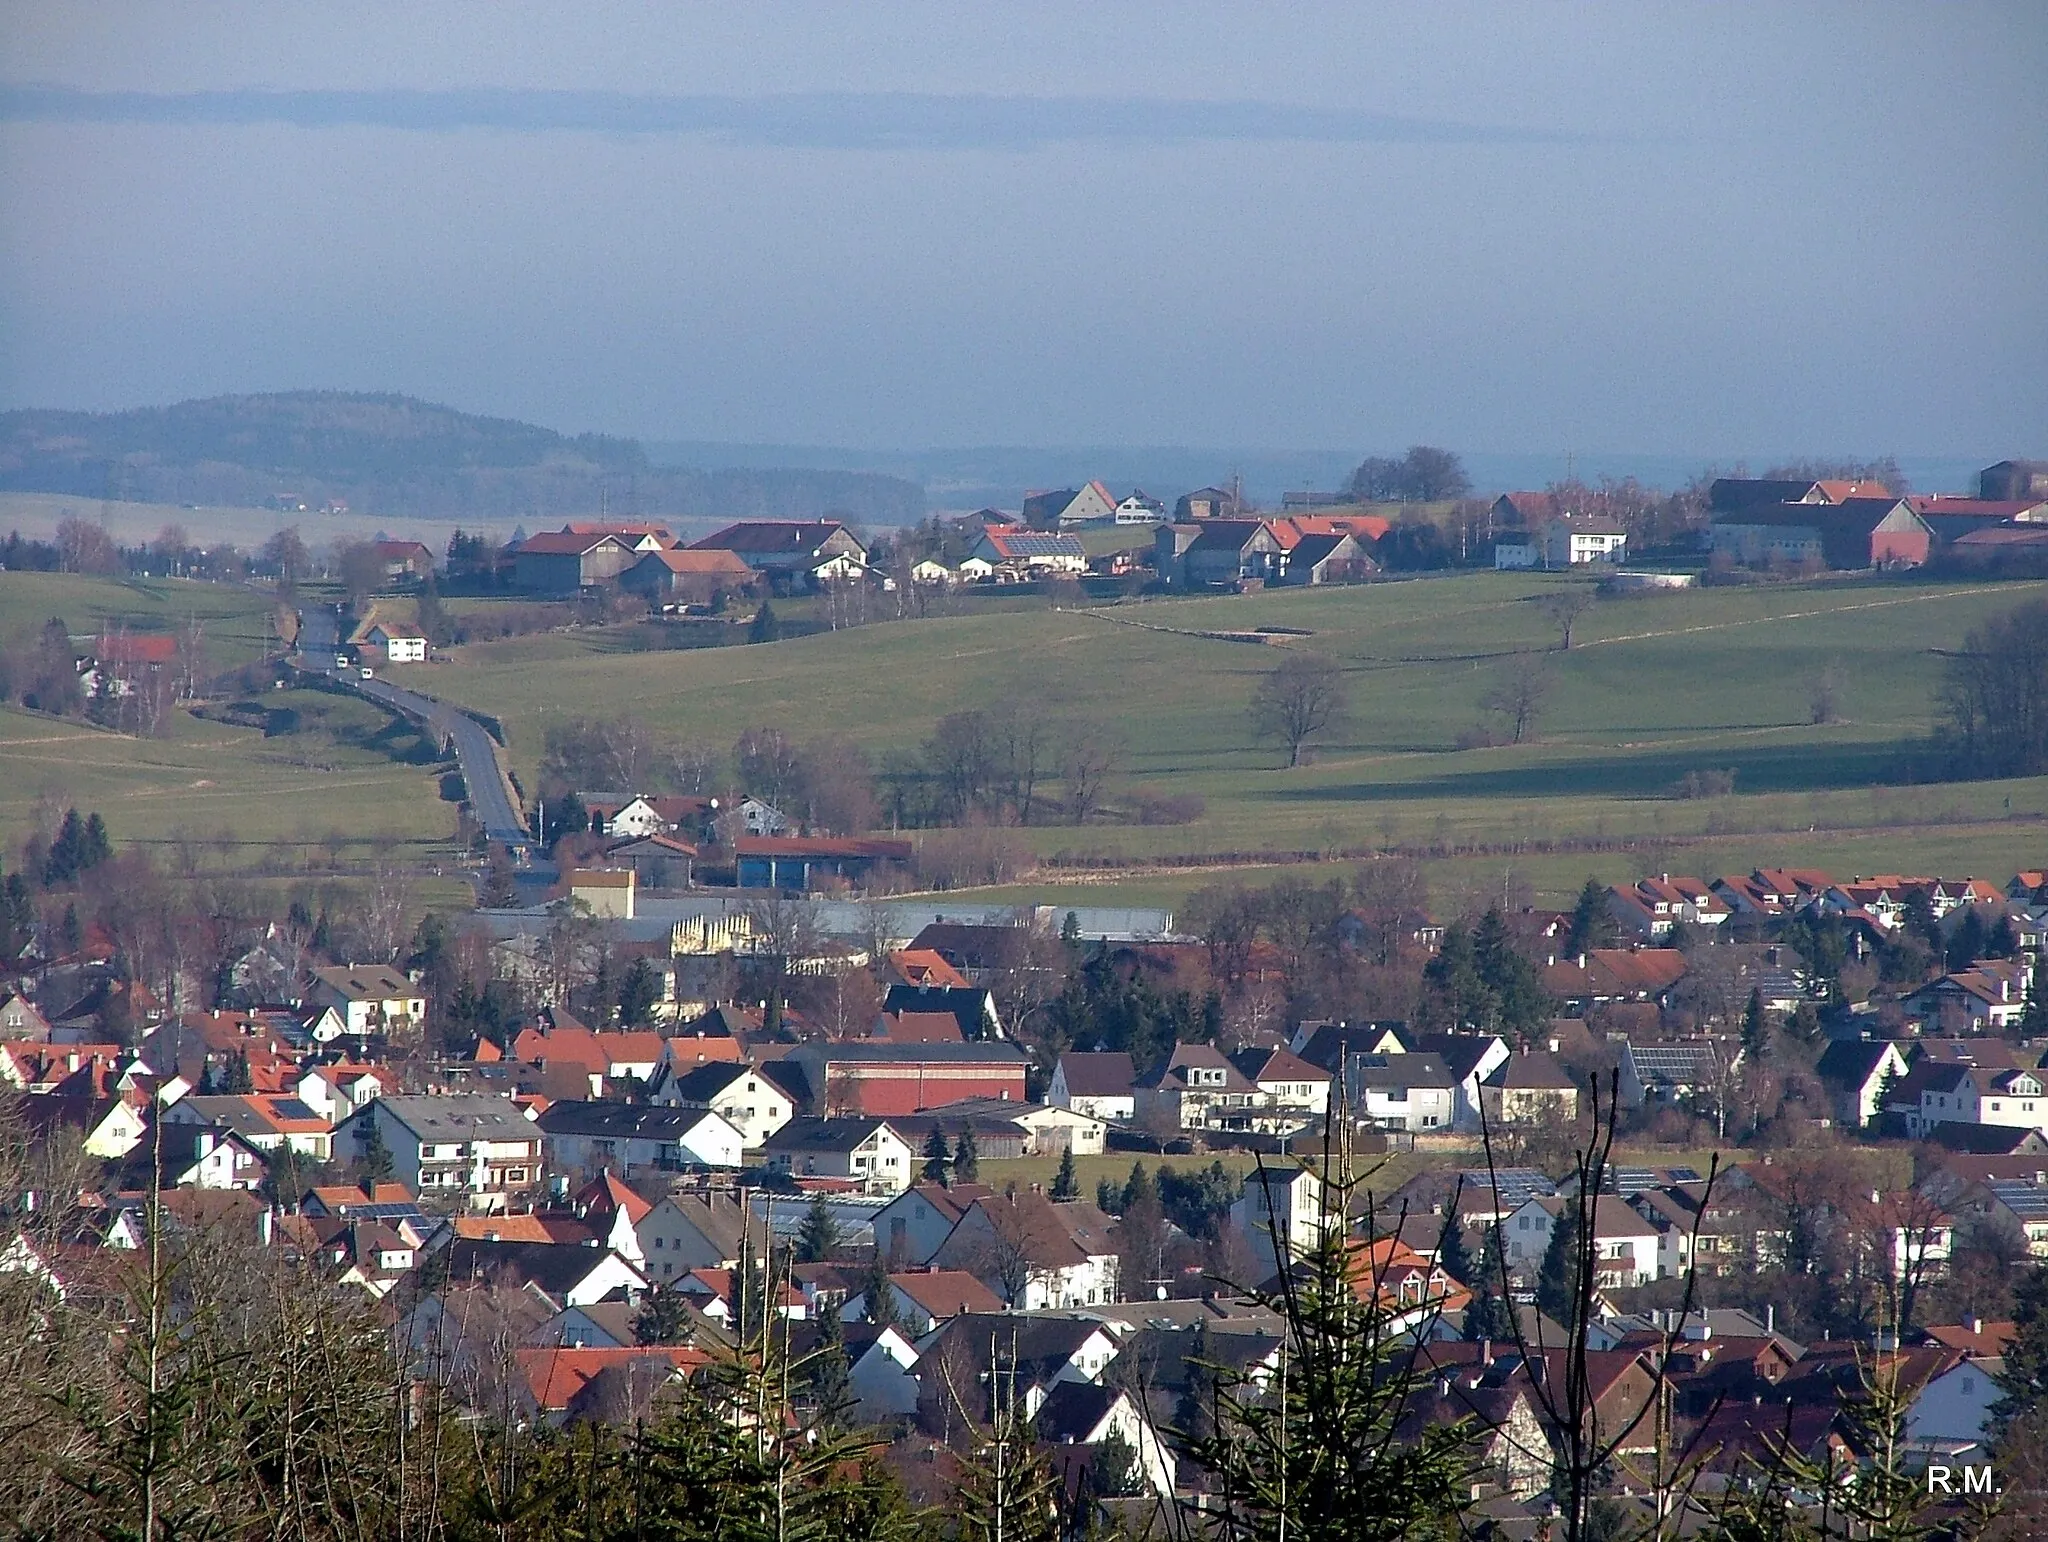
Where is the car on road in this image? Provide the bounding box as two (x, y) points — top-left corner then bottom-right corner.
(359, 666), (375, 679)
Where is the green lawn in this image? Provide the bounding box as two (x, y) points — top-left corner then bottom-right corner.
(0, 701), (460, 864)
(421, 570), (2048, 902)
(0, 571), (277, 672)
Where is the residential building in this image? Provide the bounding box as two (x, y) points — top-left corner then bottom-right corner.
(844, 1268), (1005, 1334)
(619, 547), (757, 602)
(964, 527), (1088, 577)
(441, 1238), (646, 1308)
(1047, 1052), (1137, 1123)
(1479, 1049), (1580, 1126)
(688, 521), (867, 587)
(761, 1117), (916, 1194)
(1135, 1044), (1262, 1132)
(1021, 482), (1117, 529)
(334, 1095), (542, 1212)
(1228, 1046), (1333, 1120)
(1233, 1166), (1334, 1280)
(1345, 1052), (1459, 1133)
(537, 1101), (745, 1175)
(1034, 1382), (1175, 1496)
(1815, 1040), (1910, 1128)
(306, 964), (426, 1037)
(870, 1181), (995, 1265)
(1619, 1040), (1739, 1109)
(652, 1061), (794, 1145)
(1503, 1195), (1660, 1285)
(634, 1193), (762, 1281)
(930, 1190), (1119, 1309)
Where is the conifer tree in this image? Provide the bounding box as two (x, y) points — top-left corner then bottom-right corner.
(857, 1246), (898, 1331)
(1464, 1226), (1516, 1343)
(796, 1194), (841, 1263)
(1049, 1146), (1080, 1202)
(1741, 986), (1770, 1059)
(952, 1128), (980, 1185)
(1536, 1204), (1581, 1330)
(921, 1126), (952, 1186)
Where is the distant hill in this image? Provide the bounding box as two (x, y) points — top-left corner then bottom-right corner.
(0, 392), (924, 526)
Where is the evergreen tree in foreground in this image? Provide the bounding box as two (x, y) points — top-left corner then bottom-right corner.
(920, 1126), (951, 1186)
(1049, 1146), (1080, 1202)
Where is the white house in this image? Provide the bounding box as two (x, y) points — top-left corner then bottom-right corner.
(931, 1192), (1119, 1310)
(633, 1193), (762, 1282)
(1347, 1051), (1459, 1133)
(652, 1061), (794, 1146)
(306, 964), (426, 1036)
(1905, 1354), (2004, 1461)
(1503, 1195), (1661, 1286)
(871, 1181), (993, 1265)
(1543, 517), (1627, 567)
(293, 1063), (387, 1125)
(1905, 1063), (2048, 1139)
(364, 620), (427, 663)
(1048, 1052), (1137, 1123)
(1232, 1166), (1333, 1280)
(847, 1323), (923, 1419)
(762, 1117), (916, 1195)
(1033, 1382), (1176, 1496)
(335, 1095), (542, 1213)
(538, 1101), (745, 1175)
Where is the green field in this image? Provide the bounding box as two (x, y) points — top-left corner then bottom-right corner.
(0, 571), (278, 673)
(421, 569), (2048, 902)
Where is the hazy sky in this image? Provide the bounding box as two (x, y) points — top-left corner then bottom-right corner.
(2, 3), (2044, 457)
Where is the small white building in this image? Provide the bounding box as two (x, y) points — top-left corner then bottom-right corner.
(1503, 1195), (1660, 1286)
(537, 1101), (745, 1175)
(306, 965), (426, 1037)
(651, 1061), (794, 1147)
(762, 1117), (916, 1195)
(1049, 1052), (1137, 1124)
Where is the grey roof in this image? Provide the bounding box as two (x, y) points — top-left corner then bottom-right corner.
(763, 1116), (896, 1153)
(1056, 1052), (1136, 1097)
(536, 1101), (727, 1140)
(444, 1239), (640, 1296)
(1624, 1043), (1720, 1084)
(879, 984), (1000, 1039)
(367, 1094), (538, 1142)
(805, 1041), (1027, 1066)
(1349, 1052), (1456, 1090)
(1815, 1040), (1901, 1086)
(1033, 1380), (1121, 1443)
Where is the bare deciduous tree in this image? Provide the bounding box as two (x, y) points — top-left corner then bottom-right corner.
(1541, 587), (1597, 650)
(1482, 658), (1552, 744)
(1248, 652), (1349, 767)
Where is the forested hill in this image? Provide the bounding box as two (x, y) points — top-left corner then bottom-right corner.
(0, 392), (924, 525)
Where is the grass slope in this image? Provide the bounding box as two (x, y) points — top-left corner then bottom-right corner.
(424, 571), (2048, 902)
(0, 571), (276, 672)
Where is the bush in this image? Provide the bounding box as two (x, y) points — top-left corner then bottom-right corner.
(1671, 767), (1735, 799)
(1130, 787), (1205, 825)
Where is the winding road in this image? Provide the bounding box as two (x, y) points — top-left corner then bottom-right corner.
(294, 606), (530, 847)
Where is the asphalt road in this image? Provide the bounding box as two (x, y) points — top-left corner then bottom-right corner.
(293, 606), (530, 847)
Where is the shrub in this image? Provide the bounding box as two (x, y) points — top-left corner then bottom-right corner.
(1672, 767), (1736, 799)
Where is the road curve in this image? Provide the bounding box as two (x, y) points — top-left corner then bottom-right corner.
(293, 606), (529, 846)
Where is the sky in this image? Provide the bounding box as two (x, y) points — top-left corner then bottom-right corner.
(2, 3), (2044, 460)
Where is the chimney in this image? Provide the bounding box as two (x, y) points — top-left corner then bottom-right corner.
(1480, 1337), (1492, 1367)
(1766, 1304), (1775, 1334)
(1967, 1316), (1983, 1335)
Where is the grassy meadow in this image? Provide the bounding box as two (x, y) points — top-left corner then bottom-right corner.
(422, 569), (2048, 903)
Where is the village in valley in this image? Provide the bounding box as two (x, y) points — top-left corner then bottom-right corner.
(3, 441), (2048, 1538)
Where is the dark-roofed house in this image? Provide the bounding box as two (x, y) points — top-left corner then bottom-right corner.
(880, 983), (1003, 1041)
(649, 1061), (794, 1146)
(689, 521), (867, 588)
(1048, 1052), (1137, 1123)
(1279, 530), (1375, 585)
(915, 1312), (1122, 1432)
(761, 1116), (916, 1194)
(1815, 1039), (1910, 1128)
(1136, 1044), (1261, 1132)
(537, 1100), (744, 1174)
(442, 1238), (647, 1308)
(1033, 1381), (1175, 1495)
(511, 529), (640, 593)
(931, 1190), (1119, 1309)
(1619, 1040), (1738, 1109)
(1479, 1049), (1579, 1125)
(306, 963), (426, 1036)
(1981, 460), (2048, 501)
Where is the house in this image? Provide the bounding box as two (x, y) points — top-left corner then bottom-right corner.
(362, 618), (426, 663)
(334, 1095), (542, 1212)
(888, 1097), (1105, 1159)
(371, 539), (435, 579)
(1903, 959), (2034, 1034)
(930, 1190), (1119, 1309)
(538, 1101), (745, 1175)
(634, 1193), (763, 1282)
(441, 1238), (647, 1309)
(1113, 490), (1166, 524)
(652, 1061), (793, 1145)
(1709, 498), (1932, 569)
(734, 836), (913, 891)
(1490, 491), (1561, 530)
(870, 1182), (996, 1266)
(1344, 1052), (1459, 1133)
(1904, 1063), (2048, 1140)
(306, 964), (426, 1036)
(879, 983), (1005, 1040)
(1174, 485), (1240, 521)
(762, 1117), (916, 1194)
(1610, 876), (1731, 939)
(514, 1345), (707, 1424)
(1541, 949), (1689, 1013)
(603, 834), (697, 890)
(293, 1062), (387, 1125)
(162, 1093), (334, 1160)
(511, 529), (640, 593)
(565, 866), (637, 919)
(688, 521), (867, 588)
(1387, 1031), (1512, 1130)
(1619, 1040), (1737, 1109)
(1278, 530), (1375, 585)
(965, 527), (1088, 577)
(1228, 1046), (1333, 1120)
(1034, 1382), (1175, 1496)
(1905, 1353), (2004, 1462)
(1479, 1049), (1580, 1126)
(916, 1313), (1123, 1432)
(785, 1041), (1029, 1117)
(1814, 1039), (1910, 1128)
(1048, 1052), (1137, 1123)
(1502, 1195), (1661, 1285)
(139, 1123), (268, 1190)
(1233, 1166), (1334, 1280)
(1021, 483), (1118, 529)
(1981, 1182), (2048, 1257)
(1496, 515), (1627, 569)
(1158, 519), (1286, 588)
(845, 1268), (1005, 1334)
(0, 992), (52, 1039)
(512, 1024), (666, 1086)
(1135, 1044), (1262, 1132)
(619, 547), (757, 602)
(1708, 477), (1892, 512)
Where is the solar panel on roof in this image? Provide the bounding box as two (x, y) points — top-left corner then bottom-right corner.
(1988, 1181), (2048, 1221)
